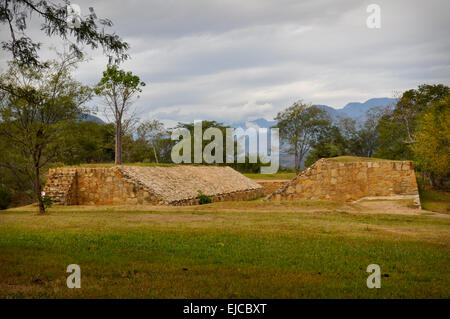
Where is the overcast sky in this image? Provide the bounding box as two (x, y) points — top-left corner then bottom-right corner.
(1, 0), (449, 126)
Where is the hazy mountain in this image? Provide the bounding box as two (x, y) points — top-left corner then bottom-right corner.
(229, 98), (397, 130)
(79, 114), (105, 124)
(229, 118), (277, 130)
(336, 97), (397, 121)
(314, 104), (340, 119)
(227, 97), (397, 169)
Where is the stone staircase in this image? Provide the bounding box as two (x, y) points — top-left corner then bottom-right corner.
(43, 168), (77, 205)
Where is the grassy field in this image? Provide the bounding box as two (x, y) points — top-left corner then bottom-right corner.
(0, 199), (449, 299)
(420, 188), (450, 213)
(416, 177), (450, 214)
(61, 162), (177, 168)
(326, 156), (391, 162)
(243, 172), (296, 180)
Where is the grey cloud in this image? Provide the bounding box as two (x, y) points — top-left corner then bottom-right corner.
(0, 0), (449, 123)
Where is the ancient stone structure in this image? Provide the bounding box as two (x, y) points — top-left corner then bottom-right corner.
(43, 165), (264, 206)
(267, 158), (420, 206)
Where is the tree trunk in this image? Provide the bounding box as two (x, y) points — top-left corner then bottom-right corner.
(298, 149), (304, 173)
(152, 143), (159, 164)
(115, 121), (123, 165)
(34, 165), (45, 214)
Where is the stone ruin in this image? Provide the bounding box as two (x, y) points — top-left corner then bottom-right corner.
(43, 158), (421, 207)
(266, 158), (421, 206)
(43, 165), (264, 206)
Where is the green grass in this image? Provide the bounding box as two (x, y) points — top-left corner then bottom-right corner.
(244, 172), (296, 180)
(418, 185), (450, 214)
(61, 162), (177, 168)
(326, 156), (392, 163)
(0, 204), (449, 298)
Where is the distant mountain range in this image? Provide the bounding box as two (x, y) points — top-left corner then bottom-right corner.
(80, 114), (105, 124)
(228, 97), (397, 169)
(229, 118), (277, 130)
(229, 97), (397, 130)
(315, 97), (397, 123)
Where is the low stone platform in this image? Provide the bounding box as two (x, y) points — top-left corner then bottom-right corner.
(43, 165), (264, 206)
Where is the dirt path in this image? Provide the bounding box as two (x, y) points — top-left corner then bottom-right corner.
(5, 198), (448, 218)
(356, 200), (449, 218)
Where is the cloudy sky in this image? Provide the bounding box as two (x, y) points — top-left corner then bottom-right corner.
(1, 0), (449, 126)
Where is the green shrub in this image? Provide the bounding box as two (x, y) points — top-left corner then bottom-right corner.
(0, 188), (12, 210)
(197, 190), (212, 205)
(42, 196), (53, 209)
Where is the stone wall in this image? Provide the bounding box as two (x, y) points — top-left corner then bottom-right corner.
(267, 159), (420, 205)
(44, 167), (160, 205)
(74, 167), (161, 205)
(43, 168), (78, 205)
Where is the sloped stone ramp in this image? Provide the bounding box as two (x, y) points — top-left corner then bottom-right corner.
(266, 158), (420, 206)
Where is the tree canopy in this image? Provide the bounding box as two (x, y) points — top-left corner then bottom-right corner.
(274, 102), (331, 172)
(0, 52), (91, 213)
(95, 65), (145, 165)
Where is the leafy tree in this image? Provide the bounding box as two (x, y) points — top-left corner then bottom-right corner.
(274, 102), (331, 173)
(412, 95), (450, 189)
(375, 84), (449, 160)
(354, 108), (383, 157)
(95, 65), (145, 165)
(0, 0), (129, 67)
(373, 107), (413, 160)
(0, 53), (91, 213)
(305, 125), (347, 167)
(137, 120), (167, 163)
(0, 124), (34, 206)
(172, 121), (266, 172)
(0, 188), (12, 210)
(58, 121), (115, 164)
(394, 84), (449, 143)
(173, 121), (229, 164)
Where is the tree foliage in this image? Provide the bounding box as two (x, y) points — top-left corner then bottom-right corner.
(136, 120), (168, 164)
(375, 84), (449, 160)
(58, 121), (115, 164)
(0, 0), (129, 66)
(305, 125), (347, 168)
(0, 53), (91, 213)
(412, 95), (450, 188)
(394, 84), (449, 143)
(95, 65), (145, 165)
(274, 102), (331, 172)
